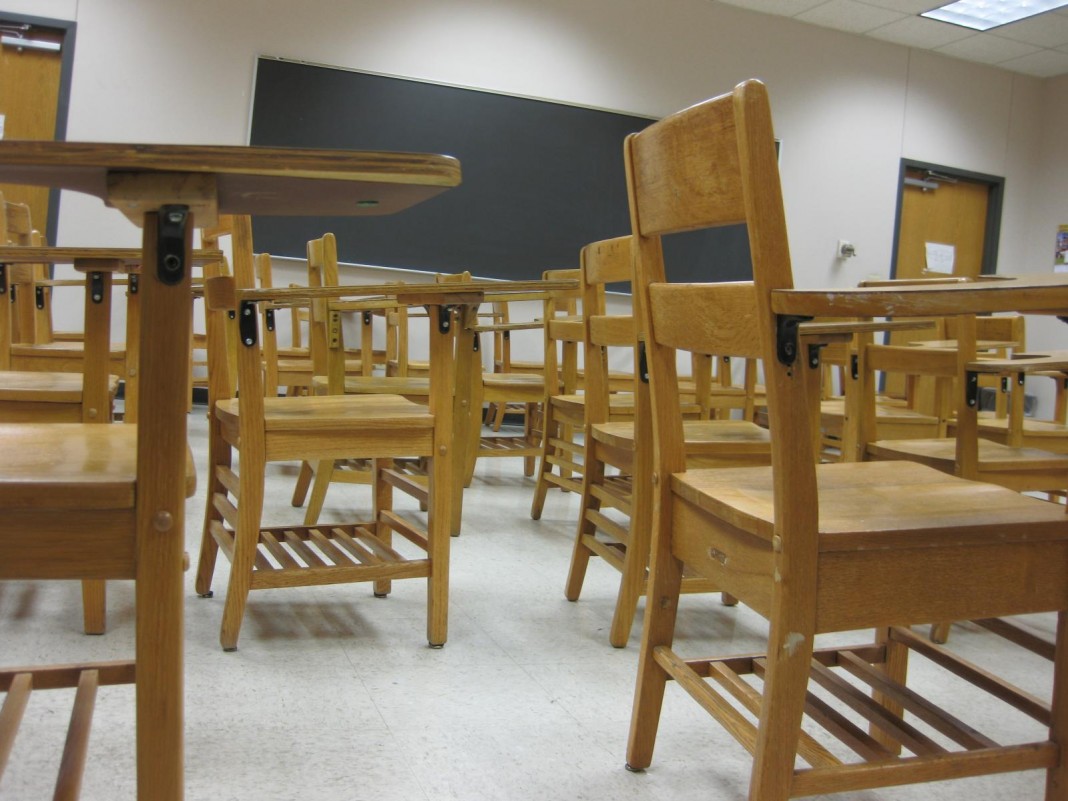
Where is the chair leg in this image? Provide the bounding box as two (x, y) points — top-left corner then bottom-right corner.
(565, 441), (605, 602)
(625, 519), (684, 771)
(195, 421), (229, 597)
(1045, 610), (1068, 800)
(530, 402), (559, 520)
(746, 606), (817, 801)
(872, 626), (908, 755)
(219, 450), (266, 652)
(303, 459), (335, 525)
(371, 458), (394, 598)
(523, 402), (537, 476)
(930, 621), (952, 643)
(426, 448), (450, 648)
(290, 460), (314, 507)
(81, 580), (106, 635)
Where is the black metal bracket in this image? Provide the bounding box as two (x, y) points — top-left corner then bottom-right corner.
(0, 264), (6, 296)
(965, 371), (979, 408)
(157, 205), (189, 285)
(265, 307), (275, 332)
(239, 300), (258, 347)
(850, 353), (859, 381)
(129, 273), (139, 295)
(89, 272), (105, 304)
(775, 314), (812, 367)
(432, 305), (455, 335)
(363, 311), (372, 326)
(638, 341), (650, 384)
(503, 330), (511, 341)
(35, 285), (45, 309)
(1016, 371), (1025, 388)
(806, 343), (824, 370)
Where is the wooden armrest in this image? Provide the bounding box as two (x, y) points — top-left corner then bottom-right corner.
(772, 275), (1068, 319)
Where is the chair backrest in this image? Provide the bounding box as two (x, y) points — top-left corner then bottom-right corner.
(541, 267), (582, 396)
(625, 79), (804, 516)
(581, 236), (635, 426)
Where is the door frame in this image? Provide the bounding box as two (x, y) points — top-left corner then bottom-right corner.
(0, 11), (76, 244)
(889, 158), (1004, 278)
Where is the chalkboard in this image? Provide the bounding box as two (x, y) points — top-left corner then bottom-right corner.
(248, 57), (752, 284)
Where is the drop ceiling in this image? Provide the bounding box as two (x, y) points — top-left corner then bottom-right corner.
(714, 1), (1068, 78)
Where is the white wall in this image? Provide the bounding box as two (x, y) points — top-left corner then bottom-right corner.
(4, 0), (1068, 400)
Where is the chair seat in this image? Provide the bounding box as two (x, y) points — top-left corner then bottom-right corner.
(671, 460), (1068, 552)
(0, 424), (196, 509)
(481, 371), (544, 391)
(216, 393), (434, 431)
(11, 341), (125, 357)
(868, 437), (1068, 473)
(276, 357), (364, 375)
(0, 370), (120, 403)
(592, 418), (769, 452)
(551, 391), (635, 416)
(311, 375), (431, 397)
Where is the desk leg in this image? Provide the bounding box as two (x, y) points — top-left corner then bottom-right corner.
(450, 308), (479, 535)
(135, 208), (189, 801)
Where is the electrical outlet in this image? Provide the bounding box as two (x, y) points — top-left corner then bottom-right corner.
(836, 240), (856, 259)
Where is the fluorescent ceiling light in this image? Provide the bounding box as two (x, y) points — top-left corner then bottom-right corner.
(922, 0), (1068, 30)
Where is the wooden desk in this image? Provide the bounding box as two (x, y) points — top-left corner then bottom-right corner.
(0, 140), (460, 800)
(242, 278), (577, 535)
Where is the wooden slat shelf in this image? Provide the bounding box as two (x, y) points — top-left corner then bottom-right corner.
(653, 628), (1058, 797)
(207, 513), (433, 591)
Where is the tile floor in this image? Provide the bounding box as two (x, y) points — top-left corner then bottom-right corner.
(0, 407), (1058, 800)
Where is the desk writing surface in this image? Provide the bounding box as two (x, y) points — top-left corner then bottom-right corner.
(0, 141), (461, 219)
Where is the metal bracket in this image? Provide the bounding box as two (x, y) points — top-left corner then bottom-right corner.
(638, 341), (649, 384)
(363, 311), (372, 326)
(128, 273), (139, 295)
(90, 272), (105, 304)
(850, 353), (859, 381)
(1016, 371), (1025, 388)
(157, 205), (189, 285)
(239, 300), (258, 347)
(35, 285), (45, 309)
(806, 343), (823, 370)
(0, 264), (6, 296)
(965, 370), (979, 408)
(265, 307), (276, 332)
(503, 330), (511, 341)
(433, 305), (455, 335)
(775, 314), (812, 367)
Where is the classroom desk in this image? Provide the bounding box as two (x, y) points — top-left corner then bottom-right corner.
(0, 140), (460, 799)
(0, 246), (224, 423)
(775, 274), (1068, 476)
(241, 278), (578, 535)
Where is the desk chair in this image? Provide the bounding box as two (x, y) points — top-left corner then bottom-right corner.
(565, 236), (769, 648)
(0, 208), (191, 801)
(528, 268), (589, 514)
(624, 79), (1068, 800)
(195, 222), (457, 650)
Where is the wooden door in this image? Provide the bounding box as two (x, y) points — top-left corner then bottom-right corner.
(886, 165), (1000, 400)
(894, 167), (991, 281)
(0, 23), (65, 241)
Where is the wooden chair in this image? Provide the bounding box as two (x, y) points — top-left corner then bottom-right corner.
(528, 268), (590, 515)
(565, 235), (770, 648)
(624, 79), (1068, 800)
(0, 208), (191, 800)
(195, 221), (457, 651)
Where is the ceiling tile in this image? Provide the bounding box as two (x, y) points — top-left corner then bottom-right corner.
(796, 0), (907, 33)
(715, 0), (826, 14)
(990, 12), (1068, 49)
(997, 48), (1068, 77)
(867, 15), (974, 48)
(936, 33), (1043, 63)
(856, 0), (944, 13)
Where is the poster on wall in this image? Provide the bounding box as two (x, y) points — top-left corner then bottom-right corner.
(1057, 224), (1068, 272)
